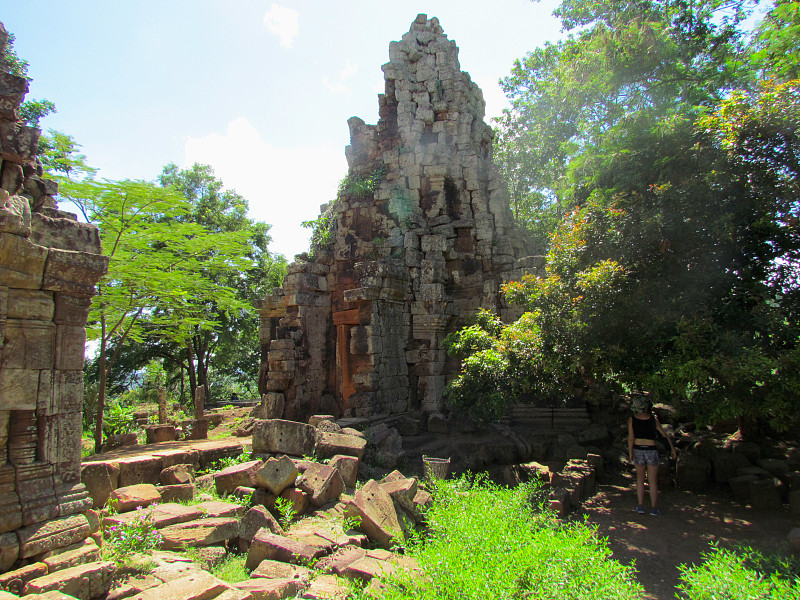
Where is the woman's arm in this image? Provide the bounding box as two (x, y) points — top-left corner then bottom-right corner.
(655, 417), (677, 459)
(627, 417), (634, 460)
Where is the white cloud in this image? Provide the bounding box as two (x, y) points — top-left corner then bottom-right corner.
(323, 58), (358, 95)
(263, 4), (299, 49)
(183, 118), (346, 260)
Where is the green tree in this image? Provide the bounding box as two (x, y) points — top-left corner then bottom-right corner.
(151, 163), (286, 403)
(59, 176), (254, 451)
(449, 0), (800, 433)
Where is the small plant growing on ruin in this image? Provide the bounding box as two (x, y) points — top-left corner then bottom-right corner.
(102, 505), (163, 564)
(274, 496), (297, 530)
(341, 514), (362, 533)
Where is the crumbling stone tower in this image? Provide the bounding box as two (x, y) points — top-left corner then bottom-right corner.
(259, 15), (540, 428)
(0, 23), (108, 569)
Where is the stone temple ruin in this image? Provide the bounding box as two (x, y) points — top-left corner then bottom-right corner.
(259, 14), (542, 429)
(0, 24), (108, 570)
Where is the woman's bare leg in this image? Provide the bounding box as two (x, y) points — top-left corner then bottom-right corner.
(647, 463), (659, 507)
(635, 463), (647, 506)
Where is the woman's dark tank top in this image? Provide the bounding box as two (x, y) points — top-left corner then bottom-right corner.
(632, 415), (657, 440)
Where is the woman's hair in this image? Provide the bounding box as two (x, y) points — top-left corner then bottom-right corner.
(631, 395), (652, 414)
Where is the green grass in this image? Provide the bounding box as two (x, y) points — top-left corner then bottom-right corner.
(357, 475), (643, 600)
(209, 553), (249, 583)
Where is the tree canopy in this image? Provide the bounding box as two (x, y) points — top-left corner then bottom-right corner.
(449, 0), (800, 434)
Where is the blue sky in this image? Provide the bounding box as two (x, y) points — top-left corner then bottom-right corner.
(4, 1), (563, 259)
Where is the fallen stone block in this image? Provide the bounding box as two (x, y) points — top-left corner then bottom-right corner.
(252, 419), (317, 456)
(214, 460), (262, 495)
(136, 570), (233, 600)
(160, 464), (194, 486)
(300, 573), (351, 599)
(675, 454), (711, 491)
(194, 500), (245, 518)
(109, 484), (162, 513)
(251, 488), (277, 510)
(380, 478), (418, 513)
(18, 592), (80, 600)
(239, 506), (284, 552)
(116, 455), (163, 488)
(235, 578), (305, 600)
(23, 560), (116, 600)
(232, 486), (256, 502)
(329, 455), (358, 488)
(254, 455), (299, 495)
(159, 517), (240, 550)
(729, 474), (759, 503)
(159, 484), (196, 503)
(297, 463), (345, 508)
(789, 528), (800, 553)
(340, 556), (397, 583)
(245, 530), (326, 570)
(215, 589), (254, 600)
(309, 415), (337, 427)
(250, 558), (311, 580)
(316, 547), (367, 576)
(315, 432), (367, 461)
(80, 461), (120, 509)
(103, 503), (203, 530)
(279, 487), (310, 516)
(344, 480), (403, 549)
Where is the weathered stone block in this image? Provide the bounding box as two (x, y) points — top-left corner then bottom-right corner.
(42, 539), (100, 572)
(17, 514), (90, 558)
(193, 500), (245, 519)
(41, 248), (109, 296)
(297, 463), (345, 508)
(159, 484), (196, 503)
(109, 484), (161, 513)
(160, 517), (240, 550)
(329, 455), (359, 488)
(252, 419), (317, 456)
(0, 233), (48, 289)
(238, 506), (284, 552)
(0, 367), (40, 410)
(344, 480), (403, 549)
(254, 455), (298, 495)
(315, 432), (367, 461)
(1, 319), (55, 370)
(235, 578), (304, 600)
(160, 464), (194, 486)
(136, 570), (233, 600)
(6, 289), (54, 321)
(245, 529), (326, 570)
(213, 460), (261, 495)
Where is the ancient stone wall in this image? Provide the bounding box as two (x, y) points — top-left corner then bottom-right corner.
(0, 23), (108, 570)
(259, 15), (543, 428)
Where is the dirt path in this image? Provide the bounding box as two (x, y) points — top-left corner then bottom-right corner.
(574, 469), (797, 599)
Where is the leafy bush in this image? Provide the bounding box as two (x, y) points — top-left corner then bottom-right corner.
(102, 399), (138, 437)
(678, 544), (800, 599)
(359, 475), (642, 600)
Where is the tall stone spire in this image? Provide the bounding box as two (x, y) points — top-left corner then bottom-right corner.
(259, 15), (539, 430)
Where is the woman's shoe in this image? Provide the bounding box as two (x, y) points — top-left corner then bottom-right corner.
(650, 507), (661, 516)
(635, 505), (646, 514)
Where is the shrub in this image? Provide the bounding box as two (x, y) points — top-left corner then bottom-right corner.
(359, 475), (642, 600)
(678, 544), (800, 599)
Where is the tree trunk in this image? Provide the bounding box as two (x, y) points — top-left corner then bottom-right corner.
(95, 318), (107, 454)
(186, 342), (197, 400)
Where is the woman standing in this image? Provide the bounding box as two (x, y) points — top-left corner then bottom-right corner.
(627, 396), (677, 515)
